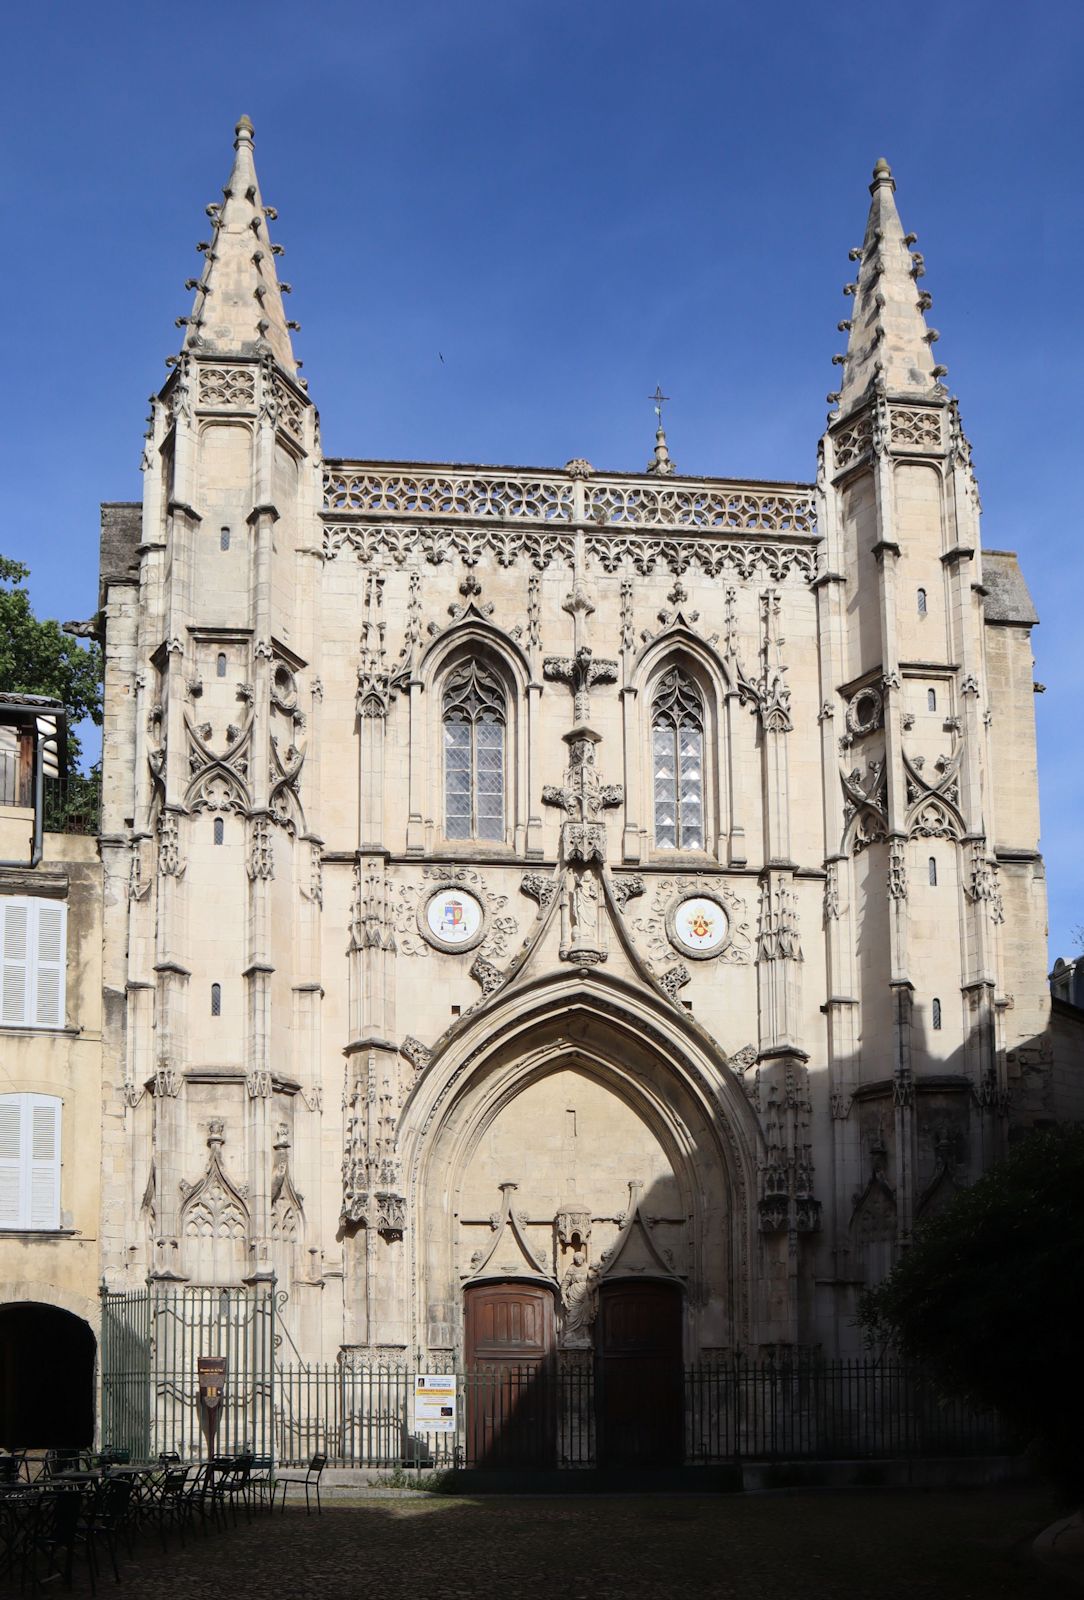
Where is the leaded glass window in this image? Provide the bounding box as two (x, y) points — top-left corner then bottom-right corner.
(443, 661), (506, 842)
(652, 668), (705, 850)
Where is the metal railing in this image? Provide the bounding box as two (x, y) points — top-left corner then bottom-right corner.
(43, 774), (100, 835)
(100, 1287), (1014, 1472)
(273, 1357), (1014, 1470)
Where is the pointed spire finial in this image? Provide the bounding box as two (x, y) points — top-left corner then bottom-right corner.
(832, 159), (941, 417)
(176, 117), (298, 375)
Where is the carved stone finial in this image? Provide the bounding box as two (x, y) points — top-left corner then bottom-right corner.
(646, 424), (676, 477)
(870, 156), (894, 191)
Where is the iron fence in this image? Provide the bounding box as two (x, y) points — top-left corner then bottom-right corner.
(273, 1357), (1014, 1470)
(99, 1290), (1015, 1472)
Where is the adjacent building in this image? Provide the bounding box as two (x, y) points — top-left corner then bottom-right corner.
(0, 696), (102, 1446)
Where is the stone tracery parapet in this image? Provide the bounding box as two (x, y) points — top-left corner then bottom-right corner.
(322, 463), (817, 534)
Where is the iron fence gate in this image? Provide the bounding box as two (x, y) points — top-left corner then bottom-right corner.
(100, 1285), (277, 1461)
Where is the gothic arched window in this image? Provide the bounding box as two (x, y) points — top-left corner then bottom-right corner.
(917, 587), (928, 616)
(652, 668), (705, 850)
(932, 997), (942, 1031)
(443, 661), (506, 842)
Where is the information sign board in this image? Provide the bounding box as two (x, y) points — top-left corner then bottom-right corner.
(413, 1373), (457, 1433)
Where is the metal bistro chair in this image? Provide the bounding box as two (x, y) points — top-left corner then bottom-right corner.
(30, 1487), (91, 1594)
(248, 1454), (276, 1514)
(276, 1452), (327, 1516)
(209, 1452), (254, 1526)
(153, 1462), (195, 1550)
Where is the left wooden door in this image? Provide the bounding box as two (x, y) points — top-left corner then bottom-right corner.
(464, 1281), (556, 1468)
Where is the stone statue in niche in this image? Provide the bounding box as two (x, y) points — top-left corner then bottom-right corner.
(559, 1250), (599, 1348)
(569, 870), (598, 947)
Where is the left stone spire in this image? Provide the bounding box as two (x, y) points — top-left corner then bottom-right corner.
(180, 116), (298, 376)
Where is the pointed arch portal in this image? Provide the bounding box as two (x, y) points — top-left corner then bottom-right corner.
(401, 970), (762, 1387)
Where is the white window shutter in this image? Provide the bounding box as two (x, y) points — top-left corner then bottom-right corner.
(2, 902), (30, 1026)
(28, 1098), (61, 1229)
(33, 903), (65, 1028)
(0, 1098), (23, 1226)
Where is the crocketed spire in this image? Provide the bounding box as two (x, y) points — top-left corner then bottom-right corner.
(835, 159), (942, 417)
(180, 116), (297, 375)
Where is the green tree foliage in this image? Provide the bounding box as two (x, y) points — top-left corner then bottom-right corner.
(0, 555), (102, 771)
(859, 1125), (1084, 1498)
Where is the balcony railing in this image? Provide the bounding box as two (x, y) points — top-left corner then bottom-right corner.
(42, 774), (101, 836)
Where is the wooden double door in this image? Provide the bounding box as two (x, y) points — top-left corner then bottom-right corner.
(464, 1278), (684, 1470)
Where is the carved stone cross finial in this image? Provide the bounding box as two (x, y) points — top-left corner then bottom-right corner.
(542, 728), (623, 863)
(543, 645), (619, 724)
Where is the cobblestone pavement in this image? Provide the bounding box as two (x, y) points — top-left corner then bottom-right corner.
(48, 1488), (1073, 1599)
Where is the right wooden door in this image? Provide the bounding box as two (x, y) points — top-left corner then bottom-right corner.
(596, 1279), (683, 1467)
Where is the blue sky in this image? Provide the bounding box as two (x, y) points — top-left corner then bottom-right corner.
(1, 1), (1080, 960)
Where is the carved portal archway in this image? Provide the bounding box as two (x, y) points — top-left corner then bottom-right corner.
(399, 971), (763, 1361)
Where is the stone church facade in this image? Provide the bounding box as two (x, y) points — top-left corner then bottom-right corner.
(96, 121), (1051, 1375)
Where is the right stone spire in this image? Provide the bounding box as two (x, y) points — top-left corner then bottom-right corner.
(834, 159), (944, 418)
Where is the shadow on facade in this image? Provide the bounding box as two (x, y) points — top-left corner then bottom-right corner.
(831, 1000), (1081, 1347)
(0, 1302), (96, 1448)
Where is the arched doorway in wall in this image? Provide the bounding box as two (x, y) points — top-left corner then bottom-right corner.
(464, 1280), (556, 1468)
(596, 1278), (683, 1467)
(407, 978), (764, 1470)
(0, 1303), (96, 1448)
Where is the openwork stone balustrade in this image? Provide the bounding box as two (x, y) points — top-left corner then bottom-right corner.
(323, 462), (818, 536)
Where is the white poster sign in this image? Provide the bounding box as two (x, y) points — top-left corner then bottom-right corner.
(414, 1373), (458, 1434)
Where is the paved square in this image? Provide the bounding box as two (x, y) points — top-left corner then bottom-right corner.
(61, 1488), (1069, 1598)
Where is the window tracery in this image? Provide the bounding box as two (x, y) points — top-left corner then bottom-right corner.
(442, 660), (506, 842)
(651, 668), (705, 851)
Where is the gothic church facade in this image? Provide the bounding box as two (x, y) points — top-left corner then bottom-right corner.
(97, 121), (1050, 1371)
